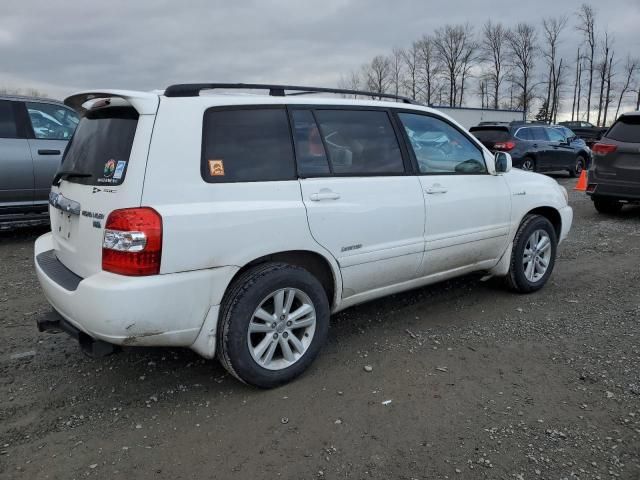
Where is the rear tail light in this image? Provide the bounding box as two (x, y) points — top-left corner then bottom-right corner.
(102, 207), (162, 276)
(494, 141), (515, 151)
(592, 143), (617, 155)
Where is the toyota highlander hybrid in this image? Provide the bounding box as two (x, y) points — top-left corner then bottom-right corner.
(34, 84), (573, 387)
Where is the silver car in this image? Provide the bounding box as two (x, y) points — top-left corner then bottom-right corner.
(0, 95), (79, 227)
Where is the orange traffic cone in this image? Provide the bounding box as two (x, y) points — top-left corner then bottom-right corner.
(574, 169), (587, 191)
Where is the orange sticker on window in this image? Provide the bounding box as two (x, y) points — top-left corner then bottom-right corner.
(208, 159), (225, 176)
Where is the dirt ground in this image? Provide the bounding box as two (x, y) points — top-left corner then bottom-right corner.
(1, 176), (639, 480)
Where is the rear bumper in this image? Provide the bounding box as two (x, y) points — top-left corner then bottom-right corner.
(586, 175), (640, 201)
(34, 232), (238, 357)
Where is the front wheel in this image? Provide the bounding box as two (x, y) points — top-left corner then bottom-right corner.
(506, 215), (558, 293)
(217, 263), (329, 388)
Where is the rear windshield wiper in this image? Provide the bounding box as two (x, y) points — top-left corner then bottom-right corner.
(52, 170), (92, 186)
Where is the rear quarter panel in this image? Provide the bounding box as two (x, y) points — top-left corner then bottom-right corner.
(141, 98), (342, 289)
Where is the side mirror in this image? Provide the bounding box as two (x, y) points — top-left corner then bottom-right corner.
(495, 151), (512, 173)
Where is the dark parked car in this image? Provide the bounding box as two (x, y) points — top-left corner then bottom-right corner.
(0, 95), (78, 227)
(469, 123), (591, 177)
(587, 112), (640, 213)
(558, 121), (607, 146)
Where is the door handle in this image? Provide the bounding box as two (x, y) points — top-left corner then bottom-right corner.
(424, 186), (448, 195)
(310, 190), (341, 201)
(38, 149), (61, 155)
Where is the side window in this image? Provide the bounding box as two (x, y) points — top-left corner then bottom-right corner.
(530, 127), (549, 141)
(313, 109), (404, 175)
(398, 112), (487, 174)
(515, 128), (532, 140)
(0, 100), (18, 138)
(290, 110), (330, 177)
(547, 128), (565, 142)
(201, 108), (296, 183)
(26, 102), (78, 140)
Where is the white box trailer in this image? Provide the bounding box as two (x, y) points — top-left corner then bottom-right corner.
(433, 106), (525, 129)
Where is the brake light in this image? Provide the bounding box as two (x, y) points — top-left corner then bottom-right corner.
(102, 207), (162, 276)
(494, 141), (515, 151)
(592, 143), (617, 155)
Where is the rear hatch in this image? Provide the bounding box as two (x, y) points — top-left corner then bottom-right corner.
(49, 92), (159, 278)
(594, 115), (640, 184)
(469, 126), (513, 150)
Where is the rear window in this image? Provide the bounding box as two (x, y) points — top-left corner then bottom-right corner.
(607, 116), (640, 143)
(60, 106), (138, 186)
(201, 108), (296, 183)
(469, 127), (511, 143)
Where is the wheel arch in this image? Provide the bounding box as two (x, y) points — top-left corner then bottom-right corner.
(524, 206), (562, 239)
(225, 250), (340, 310)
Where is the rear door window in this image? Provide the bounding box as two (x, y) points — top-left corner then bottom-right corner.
(607, 116), (640, 142)
(201, 108), (296, 183)
(312, 109), (405, 175)
(60, 106), (138, 186)
(530, 127), (549, 141)
(0, 100), (18, 138)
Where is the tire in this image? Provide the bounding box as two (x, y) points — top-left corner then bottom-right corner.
(568, 155), (586, 178)
(593, 198), (623, 214)
(521, 157), (536, 172)
(506, 215), (558, 293)
(217, 262), (330, 388)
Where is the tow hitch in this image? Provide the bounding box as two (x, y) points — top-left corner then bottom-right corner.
(37, 310), (119, 357)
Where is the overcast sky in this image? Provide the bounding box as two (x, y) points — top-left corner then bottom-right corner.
(1, 0), (639, 111)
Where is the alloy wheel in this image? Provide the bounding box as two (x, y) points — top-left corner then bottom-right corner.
(522, 229), (552, 282)
(247, 288), (317, 370)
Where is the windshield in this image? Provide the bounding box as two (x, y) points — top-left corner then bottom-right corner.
(59, 106), (138, 186)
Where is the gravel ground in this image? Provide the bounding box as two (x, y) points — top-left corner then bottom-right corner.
(1, 176), (639, 480)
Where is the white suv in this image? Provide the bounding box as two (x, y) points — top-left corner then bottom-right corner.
(34, 83), (573, 387)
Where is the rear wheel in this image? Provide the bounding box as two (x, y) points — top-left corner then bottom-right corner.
(506, 215), (557, 293)
(217, 263), (329, 388)
(521, 157), (536, 172)
(568, 155), (586, 178)
(593, 198), (623, 214)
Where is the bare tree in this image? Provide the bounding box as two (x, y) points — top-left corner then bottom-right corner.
(602, 53), (615, 126)
(614, 55), (639, 118)
(481, 20), (507, 109)
(551, 58), (566, 123)
(542, 15), (568, 122)
(506, 23), (538, 116)
(576, 4), (596, 122)
(433, 24), (476, 107)
(401, 42), (421, 100)
(364, 55), (392, 97)
(389, 48), (404, 97)
(337, 70), (362, 98)
(596, 31), (613, 126)
(458, 37), (479, 107)
(417, 35), (440, 105)
(571, 48), (581, 120)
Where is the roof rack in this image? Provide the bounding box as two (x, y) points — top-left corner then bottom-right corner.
(163, 83), (418, 104)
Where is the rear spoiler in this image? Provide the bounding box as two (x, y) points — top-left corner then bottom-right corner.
(64, 90), (159, 115)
